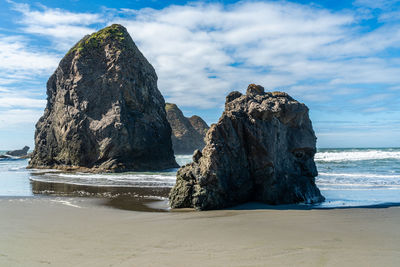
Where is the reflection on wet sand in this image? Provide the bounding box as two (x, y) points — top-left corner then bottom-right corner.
(30, 179), (171, 212)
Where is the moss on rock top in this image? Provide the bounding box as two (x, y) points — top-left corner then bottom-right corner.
(67, 24), (127, 56)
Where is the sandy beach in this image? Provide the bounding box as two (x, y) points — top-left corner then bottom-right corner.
(1, 197), (400, 266)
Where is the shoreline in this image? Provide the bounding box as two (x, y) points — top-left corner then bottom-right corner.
(25, 178), (400, 212)
(4, 195), (400, 213)
(2, 149), (400, 210)
(1, 196), (400, 266)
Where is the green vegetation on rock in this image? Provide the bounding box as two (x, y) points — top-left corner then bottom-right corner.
(67, 24), (126, 56)
(29, 23), (178, 172)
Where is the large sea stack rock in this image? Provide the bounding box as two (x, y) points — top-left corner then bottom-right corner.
(29, 24), (178, 172)
(169, 84), (324, 210)
(166, 103), (209, 154)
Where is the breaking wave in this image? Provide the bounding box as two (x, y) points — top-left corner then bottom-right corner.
(315, 149), (400, 162)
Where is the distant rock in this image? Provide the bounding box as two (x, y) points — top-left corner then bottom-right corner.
(6, 146), (29, 157)
(28, 24), (178, 172)
(165, 103), (209, 154)
(169, 84), (324, 210)
(188, 115), (209, 137)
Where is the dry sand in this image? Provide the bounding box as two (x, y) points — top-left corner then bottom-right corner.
(1, 197), (400, 267)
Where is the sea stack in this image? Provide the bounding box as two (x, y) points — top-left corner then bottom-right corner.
(29, 24), (178, 172)
(169, 84), (324, 210)
(165, 103), (209, 154)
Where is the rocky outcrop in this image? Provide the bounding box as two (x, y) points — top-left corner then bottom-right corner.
(20, 153), (33, 159)
(165, 103), (209, 154)
(28, 24), (178, 172)
(188, 115), (209, 137)
(169, 84), (324, 210)
(7, 146), (29, 157)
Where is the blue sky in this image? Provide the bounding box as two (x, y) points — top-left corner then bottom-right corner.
(0, 0), (400, 149)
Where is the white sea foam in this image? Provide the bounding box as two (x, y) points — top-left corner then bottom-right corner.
(316, 170), (400, 191)
(318, 172), (400, 179)
(315, 150), (400, 162)
(175, 154), (193, 166)
(32, 171), (177, 187)
(317, 182), (400, 188)
(30, 154), (193, 188)
(51, 172), (175, 179)
(51, 199), (81, 208)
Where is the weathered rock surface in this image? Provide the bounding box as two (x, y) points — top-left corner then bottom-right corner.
(7, 146), (29, 157)
(29, 24), (178, 172)
(20, 153), (33, 159)
(165, 103), (209, 154)
(169, 84), (324, 210)
(188, 115), (209, 137)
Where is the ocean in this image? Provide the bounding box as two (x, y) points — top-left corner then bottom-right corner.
(1, 148), (400, 208)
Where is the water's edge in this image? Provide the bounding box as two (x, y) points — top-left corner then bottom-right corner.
(1, 148), (400, 210)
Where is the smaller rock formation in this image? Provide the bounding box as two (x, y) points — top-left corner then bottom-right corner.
(165, 103), (209, 154)
(7, 146), (29, 157)
(188, 115), (209, 137)
(169, 84), (325, 210)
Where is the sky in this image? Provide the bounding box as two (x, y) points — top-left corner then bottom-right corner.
(0, 0), (400, 149)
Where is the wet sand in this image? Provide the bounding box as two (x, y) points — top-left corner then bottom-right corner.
(30, 176), (172, 198)
(30, 179), (171, 212)
(1, 197), (400, 266)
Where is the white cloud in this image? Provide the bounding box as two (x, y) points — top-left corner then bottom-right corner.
(0, 109), (43, 128)
(354, 0), (400, 9)
(0, 86), (46, 110)
(1, 0), (399, 147)
(5, 1), (400, 113)
(0, 34), (60, 88)
(0, 77), (18, 85)
(0, 35), (59, 73)
(352, 93), (392, 105)
(9, 0), (103, 50)
(0, 96), (45, 108)
(379, 10), (400, 22)
(9, 1), (101, 26)
(105, 2), (400, 108)
(111, 2), (354, 107)
(363, 107), (387, 112)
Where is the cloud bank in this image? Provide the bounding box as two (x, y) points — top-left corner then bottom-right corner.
(6, 1), (400, 110)
(1, 0), (400, 147)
